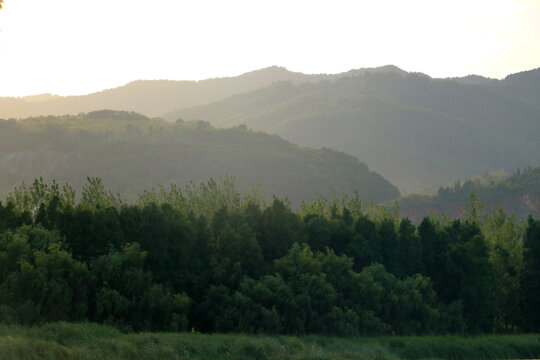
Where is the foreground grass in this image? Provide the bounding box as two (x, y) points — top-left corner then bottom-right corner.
(0, 322), (539, 360)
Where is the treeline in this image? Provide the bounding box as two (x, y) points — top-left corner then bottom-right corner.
(436, 166), (540, 201)
(0, 178), (539, 335)
(397, 166), (540, 222)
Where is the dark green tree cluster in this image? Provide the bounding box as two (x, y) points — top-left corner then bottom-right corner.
(0, 178), (538, 335)
(521, 217), (540, 332)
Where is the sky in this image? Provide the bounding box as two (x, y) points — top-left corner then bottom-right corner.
(0, 0), (539, 97)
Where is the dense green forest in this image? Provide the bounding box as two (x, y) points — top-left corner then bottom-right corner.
(398, 167), (540, 222)
(165, 67), (540, 192)
(0, 111), (398, 205)
(1, 177), (539, 336)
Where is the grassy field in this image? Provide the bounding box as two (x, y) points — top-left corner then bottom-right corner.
(0, 322), (539, 360)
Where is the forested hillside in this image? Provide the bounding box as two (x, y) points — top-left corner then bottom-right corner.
(490, 68), (540, 110)
(0, 111), (399, 205)
(397, 167), (540, 222)
(165, 67), (540, 193)
(1, 178), (538, 335)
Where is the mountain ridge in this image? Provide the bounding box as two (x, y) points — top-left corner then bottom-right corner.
(4, 65), (537, 120)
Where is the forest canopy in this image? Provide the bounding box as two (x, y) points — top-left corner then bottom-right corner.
(0, 177), (538, 335)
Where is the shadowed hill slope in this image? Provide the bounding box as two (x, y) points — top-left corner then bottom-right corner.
(0, 111), (399, 205)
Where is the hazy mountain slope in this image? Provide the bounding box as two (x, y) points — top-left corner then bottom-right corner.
(165, 69), (540, 192)
(0, 65), (414, 120)
(396, 166), (540, 222)
(490, 68), (540, 110)
(0, 67), (337, 119)
(0, 111), (399, 205)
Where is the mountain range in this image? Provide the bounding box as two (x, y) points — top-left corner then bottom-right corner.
(165, 67), (540, 192)
(0, 66), (340, 119)
(1, 65), (539, 213)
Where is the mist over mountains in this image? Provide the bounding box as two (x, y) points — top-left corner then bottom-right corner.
(165, 67), (540, 193)
(0, 66), (332, 119)
(1, 65), (539, 213)
(0, 65), (422, 120)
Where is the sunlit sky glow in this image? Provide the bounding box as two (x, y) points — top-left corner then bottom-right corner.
(0, 0), (539, 97)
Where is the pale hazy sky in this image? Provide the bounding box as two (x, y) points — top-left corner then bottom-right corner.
(0, 0), (539, 97)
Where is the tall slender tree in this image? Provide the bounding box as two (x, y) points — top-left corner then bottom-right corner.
(521, 217), (540, 331)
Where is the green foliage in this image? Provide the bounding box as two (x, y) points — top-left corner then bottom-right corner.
(137, 175), (261, 219)
(347, 264), (440, 335)
(397, 218), (423, 278)
(521, 217), (540, 331)
(6, 178), (75, 216)
(481, 206), (524, 331)
(81, 177), (122, 209)
(0, 229), (89, 324)
(258, 199), (305, 261)
(90, 243), (191, 332)
(0, 178), (537, 336)
(418, 218), (497, 333)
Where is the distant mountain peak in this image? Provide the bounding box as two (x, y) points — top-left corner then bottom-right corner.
(238, 66), (300, 79)
(503, 67), (540, 82)
(252, 65), (291, 73)
(447, 74), (497, 85)
(344, 65), (409, 78)
(374, 64), (407, 73)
